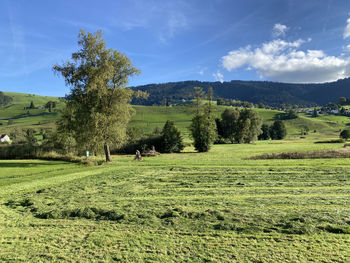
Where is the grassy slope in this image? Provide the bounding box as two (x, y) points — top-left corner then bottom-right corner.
(1, 91), (349, 140)
(0, 141), (350, 261)
(0, 92), (62, 133)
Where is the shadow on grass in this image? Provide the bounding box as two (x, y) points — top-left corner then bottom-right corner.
(0, 161), (66, 167)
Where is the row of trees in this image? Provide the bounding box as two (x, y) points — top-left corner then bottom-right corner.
(188, 88), (287, 152)
(216, 108), (262, 144)
(259, 121), (287, 140)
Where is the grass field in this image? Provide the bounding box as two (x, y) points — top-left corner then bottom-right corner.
(1, 140), (350, 262)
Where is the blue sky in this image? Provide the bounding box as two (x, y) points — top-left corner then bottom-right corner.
(1, 0), (350, 96)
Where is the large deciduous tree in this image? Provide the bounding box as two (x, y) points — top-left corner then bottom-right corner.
(53, 30), (140, 162)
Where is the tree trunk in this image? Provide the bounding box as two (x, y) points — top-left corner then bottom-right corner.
(104, 143), (111, 162)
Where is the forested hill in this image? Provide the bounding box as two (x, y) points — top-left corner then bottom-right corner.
(131, 78), (350, 106)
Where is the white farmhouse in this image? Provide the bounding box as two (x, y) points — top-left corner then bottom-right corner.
(0, 134), (11, 143)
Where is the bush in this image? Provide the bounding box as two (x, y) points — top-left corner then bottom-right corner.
(161, 120), (184, 153)
(114, 135), (162, 154)
(270, 120), (287, 140)
(258, 124), (270, 140)
(340, 130), (350, 140)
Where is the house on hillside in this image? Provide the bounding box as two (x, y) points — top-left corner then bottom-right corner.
(0, 134), (11, 143)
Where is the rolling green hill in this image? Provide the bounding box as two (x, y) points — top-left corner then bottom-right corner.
(1, 91), (349, 140)
(0, 92), (62, 133)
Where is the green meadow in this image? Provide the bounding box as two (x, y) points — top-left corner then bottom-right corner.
(1, 141), (350, 262)
(1, 92), (350, 261)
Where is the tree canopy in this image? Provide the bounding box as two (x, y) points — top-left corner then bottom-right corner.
(53, 30), (140, 161)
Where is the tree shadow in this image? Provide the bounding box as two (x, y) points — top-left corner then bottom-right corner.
(0, 161), (65, 168)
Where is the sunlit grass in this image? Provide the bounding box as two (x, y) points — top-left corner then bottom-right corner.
(0, 140), (350, 261)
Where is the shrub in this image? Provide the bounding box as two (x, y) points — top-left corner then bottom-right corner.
(270, 120), (287, 140)
(161, 120), (184, 153)
(340, 129), (350, 140)
(258, 124), (270, 140)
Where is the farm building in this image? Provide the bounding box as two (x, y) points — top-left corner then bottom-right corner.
(0, 134), (11, 143)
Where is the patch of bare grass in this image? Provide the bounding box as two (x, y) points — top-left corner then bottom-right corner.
(250, 147), (350, 159)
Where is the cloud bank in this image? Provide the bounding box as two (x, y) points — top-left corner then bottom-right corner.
(222, 38), (350, 83)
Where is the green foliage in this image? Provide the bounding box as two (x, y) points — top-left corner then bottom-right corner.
(29, 101), (35, 109)
(338, 96), (347, 105)
(53, 30), (140, 161)
(258, 123), (270, 140)
(189, 88), (217, 152)
(216, 108), (262, 144)
(161, 120), (184, 153)
(127, 126), (144, 142)
(189, 114), (217, 152)
(340, 129), (350, 140)
(270, 120), (287, 140)
(235, 109), (262, 143)
(220, 108), (239, 143)
(25, 129), (37, 146)
(278, 109), (298, 120)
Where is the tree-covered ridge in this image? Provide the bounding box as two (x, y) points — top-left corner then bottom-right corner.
(0, 92), (13, 107)
(131, 78), (350, 107)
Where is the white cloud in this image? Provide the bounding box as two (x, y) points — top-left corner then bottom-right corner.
(222, 39), (350, 83)
(213, 71), (224, 83)
(272, 23), (288, 38)
(344, 18), (350, 39)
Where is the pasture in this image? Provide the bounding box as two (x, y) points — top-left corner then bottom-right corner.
(1, 140), (350, 262)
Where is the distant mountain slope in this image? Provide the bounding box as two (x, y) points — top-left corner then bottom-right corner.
(131, 78), (350, 106)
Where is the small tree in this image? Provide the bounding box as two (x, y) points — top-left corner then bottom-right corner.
(190, 114), (217, 152)
(161, 120), (184, 153)
(340, 129), (350, 140)
(270, 120), (287, 140)
(221, 108), (239, 143)
(189, 87), (217, 152)
(192, 87), (205, 114)
(29, 101), (35, 109)
(312, 108), (318, 117)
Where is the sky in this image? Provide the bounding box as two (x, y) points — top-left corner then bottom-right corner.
(2, 0), (350, 96)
